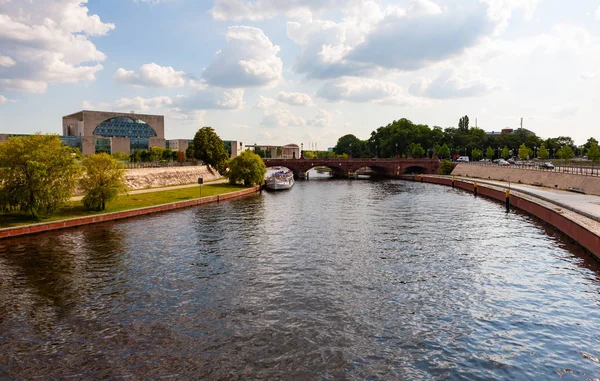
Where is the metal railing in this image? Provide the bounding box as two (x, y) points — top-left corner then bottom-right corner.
(460, 160), (600, 177)
(122, 161), (204, 169)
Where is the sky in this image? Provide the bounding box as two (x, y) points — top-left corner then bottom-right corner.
(1, 0), (599, 149)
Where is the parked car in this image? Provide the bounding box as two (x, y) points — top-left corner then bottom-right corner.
(456, 156), (470, 162)
(539, 162), (555, 169)
(498, 159), (510, 166)
(515, 161), (523, 166)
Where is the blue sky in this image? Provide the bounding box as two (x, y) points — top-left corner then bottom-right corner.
(1, 0), (599, 149)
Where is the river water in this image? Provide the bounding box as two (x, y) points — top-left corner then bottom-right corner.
(1, 174), (600, 379)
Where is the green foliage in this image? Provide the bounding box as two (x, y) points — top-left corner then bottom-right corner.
(437, 143), (450, 159)
(485, 146), (494, 160)
(502, 146), (510, 160)
(518, 143), (530, 159)
(185, 144), (195, 161)
(458, 115), (469, 131)
(0, 134), (81, 218)
(557, 145), (574, 163)
(410, 143), (425, 157)
(471, 148), (482, 161)
(335, 134), (365, 157)
(584, 137), (599, 151)
(587, 143), (600, 163)
(193, 127), (229, 172)
(226, 151), (267, 186)
(80, 153), (128, 211)
(162, 148), (174, 161)
(304, 151), (316, 159)
(538, 144), (549, 159)
(276, 147), (282, 157)
(440, 160), (454, 175)
(112, 152), (130, 161)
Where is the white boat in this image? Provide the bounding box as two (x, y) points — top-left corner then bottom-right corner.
(266, 170), (295, 190)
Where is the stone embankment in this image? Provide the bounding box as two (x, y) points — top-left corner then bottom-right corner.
(452, 164), (600, 196)
(126, 165), (221, 189)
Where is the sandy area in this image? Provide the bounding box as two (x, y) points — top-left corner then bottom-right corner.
(125, 165), (222, 189)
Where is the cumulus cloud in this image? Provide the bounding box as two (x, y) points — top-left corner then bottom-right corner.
(113, 63), (186, 87)
(277, 91), (314, 106)
(261, 108), (306, 128)
(202, 26), (282, 88)
(308, 109), (339, 127)
(409, 68), (505, 99)
(255, 95), (278, 109)
(113, 96), (174, 112)
(210, 0), (358, 20)
(0, 0), (113, 93)
(176, 88), (245, 110)
(317, 77), (417, 106)
(0, 95), (8, 104)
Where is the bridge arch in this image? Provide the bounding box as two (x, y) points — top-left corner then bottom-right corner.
(403, 165), (427, 174)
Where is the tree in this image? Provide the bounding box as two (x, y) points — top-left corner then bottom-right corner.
(502, 146), (510, 160)
(193, 127), (229, 172)
(185, 144), (195, 161)
(334, 134), (364, 156)
(410, 143), (425, 158)
(471, 148), (482, 161)
(162, 148), (173, 162)
(226, 150), (267, 186)
(587, 143), (600, 163)
(557, 145), (574, 163)
(440, 160), (454, 175)
(437, 143), (450, 159)
(130, 149), (142, 163)
(485, 147), (494, 160)
(80, 153), (127, 211)
(0, 134), (81, 219)
(112, 152), (130, 161)
(458, 115), (470, 132)
(176, 151), (186, 163)
(584, 137), (599, 151)
(518, 143), (530, 159)
(304, 151), (316, 159)
(538, 144), (549, 160)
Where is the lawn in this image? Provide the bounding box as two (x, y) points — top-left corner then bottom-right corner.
(0, 183), (252, 229)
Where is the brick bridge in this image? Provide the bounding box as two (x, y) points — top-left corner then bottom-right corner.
(263, 157), (440, 178)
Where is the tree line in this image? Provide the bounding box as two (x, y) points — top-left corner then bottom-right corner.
(332, 116), (600, 163)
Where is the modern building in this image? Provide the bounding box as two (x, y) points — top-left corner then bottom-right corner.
(167, 139), (192, 152)
(62, 110), (166, 156)
(246, 144), (300, 159)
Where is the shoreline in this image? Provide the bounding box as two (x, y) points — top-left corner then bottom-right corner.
(0, 186), (260, 240)
(402, 175), (600, 260)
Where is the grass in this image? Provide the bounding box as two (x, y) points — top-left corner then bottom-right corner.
(0, 183), (251, 229)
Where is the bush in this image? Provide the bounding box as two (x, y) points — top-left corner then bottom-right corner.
(440, 159), (455, 175)
(226, 151), (267, 186)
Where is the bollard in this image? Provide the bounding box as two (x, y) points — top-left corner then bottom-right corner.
(451, 175), (455, 188)
(505, 189), (510, 212)
(474, 181), (478, 196)
(420, 174), (424, 183)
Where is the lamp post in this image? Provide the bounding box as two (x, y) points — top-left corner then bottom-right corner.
(301, 142), (303, 158)
(349, 143), (352, 158)
(534, 146), (537, 159)
(395, 142), (398, 157)
(551, 148), (554, 159)
(375, 145), (378, 158)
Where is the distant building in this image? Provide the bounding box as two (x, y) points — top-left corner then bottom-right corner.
(167, 139), (192, 152)
(486, 128), (536, 137)
(246, 143), (300, 159)
(62, 110), (165, 156)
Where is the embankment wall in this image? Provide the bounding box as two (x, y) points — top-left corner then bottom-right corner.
(126, 166), (221, 189)
(451, 164), (600, 196)
(0, 186), (260, 240)
(406, 175), (600, 260)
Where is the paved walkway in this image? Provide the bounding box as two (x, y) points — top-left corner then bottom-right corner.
(70, 178), (228, 202)
(456, 177), (600, 222)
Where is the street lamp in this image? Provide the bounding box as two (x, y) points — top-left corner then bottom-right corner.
(349, 143), (352, 158)
(301, 142), (303, 158)
(375, 145), (378, 158)
(395, 142), (398, 157)
(534, 146), (537, 159)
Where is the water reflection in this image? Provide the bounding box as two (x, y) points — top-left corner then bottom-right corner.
(0, 181), (599, 379)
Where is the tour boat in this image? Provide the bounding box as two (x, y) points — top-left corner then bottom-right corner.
(265, 170), (295, 190)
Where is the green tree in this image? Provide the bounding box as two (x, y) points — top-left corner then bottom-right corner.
(193, 127), (229, 172)
(458, 115), (469, 131)
(80, 153), (127, 211)
(0, 134), (81, 219)
(538, 145), (549, 159)
(440, 160), (454, 175)
(557, 145), (574, 163)
(471, 148), (482, 161)
(502, 146), (510, 160)
(485, 147), (494, 160)
(112, 152), (130, 161)
(162, 148), (174, 162)
(185, 144), (195, 161)
(584, 137), (599, 151)
(410, 143), (425, 157)
(304, 151), (316, 159)
(587, 143), (600, 163)
(334, 134), (364, 157)
(226, 150), (267, 186)
(437, 143), (450, 159)
(518, 143), (530, 159)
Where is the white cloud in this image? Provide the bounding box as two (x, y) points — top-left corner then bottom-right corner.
(255, 95), (278, 109)
(317, 77), (418, 106)
(596, 6), (600, 20)
(261, 108), (306, 128)
(113, 63), (186, 87)
(277, 91), (314, 106)
(409, 67), (505, 99)
(113, 96), (174, 112)
(579, 71), (599, 80)
(202, 26), (282, 88)
(210, 0), (357, 21)
(0, 55), (16, 67)
(0, 95), (8, 104)
(308, 109), (339, 127)
(176, 88), (245, 110)
(0, 1), (113, 92)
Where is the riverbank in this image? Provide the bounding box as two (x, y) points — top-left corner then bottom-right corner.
(403, 174), (600, 259)
(0, 184), (260, 240)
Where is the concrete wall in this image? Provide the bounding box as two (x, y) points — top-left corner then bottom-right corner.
(148, 137), (166, 149)
(111, 137), (131, 155)
(125, 166), (222, 189)
(0, 134), (8, 142)
(168, 139), (189, 152)
(81, 136), (96, 156)
(452, 164), (600, 196)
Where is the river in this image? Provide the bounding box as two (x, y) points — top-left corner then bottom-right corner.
(1, 174), (599, 379)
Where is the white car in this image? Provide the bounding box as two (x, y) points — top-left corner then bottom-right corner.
(456, 156), (470, 162)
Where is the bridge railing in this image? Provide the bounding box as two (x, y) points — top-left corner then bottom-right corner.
(460, 160), (600, 177)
